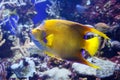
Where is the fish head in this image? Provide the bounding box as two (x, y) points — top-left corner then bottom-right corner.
(32, 28), (40, 39)
(32, 20), (47, 40)
(32, 28), (45, 42)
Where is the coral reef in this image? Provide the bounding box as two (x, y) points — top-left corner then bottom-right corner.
(0, 59), (9, 80)
(0, 0), (119, 80)
(0, 28), (5, 46)
(7, 44), (120, 80)
(40, 67), (71, 80)
(0, 43), (119, 80)
(11, 57), (36, 79)
(46, 0), (61, 19)
(72, 57), (118, 78)
(11, 37), (30, 56)
(0, 0), (38, 58)
(47, 0), (120, 25)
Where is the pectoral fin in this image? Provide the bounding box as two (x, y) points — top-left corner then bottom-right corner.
(46, 34), (54, 47)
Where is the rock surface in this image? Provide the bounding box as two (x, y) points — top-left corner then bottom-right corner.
(72, 57), (117, 78)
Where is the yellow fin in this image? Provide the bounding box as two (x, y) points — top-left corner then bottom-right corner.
(85, 60), (100, 69)
(83, 37), (100, 56)
(46, 34), (54, 47)
(77, 53), (100, 69)
(90, 28), (110, 39)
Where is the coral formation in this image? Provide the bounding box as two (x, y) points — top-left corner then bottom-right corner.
(11, 57), (36, 79)
(0, 28), (5, 46)
(47, 0), (120, 26)
(0, 0), (120, 80)
(0, 59), (9, 80)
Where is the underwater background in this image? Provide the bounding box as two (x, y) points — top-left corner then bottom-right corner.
(0, 0), (120, 80)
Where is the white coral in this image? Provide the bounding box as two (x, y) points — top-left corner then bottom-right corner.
(46, 0), (61, 18)
(0, 30), (5, 46)
(11, 57), (36, 79)
(72, 62), (96, 76)
(11, 37), (30, 56)
(40, 67), (71, 80)
(72, 57), (117, 78)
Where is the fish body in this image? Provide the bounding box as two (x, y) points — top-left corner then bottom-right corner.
(32, 19), (109, 69)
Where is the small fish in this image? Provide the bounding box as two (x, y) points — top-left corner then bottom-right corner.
(86, 0), (91, 5)
(32, 19), (109, 69)
(76, 4), (88, 14)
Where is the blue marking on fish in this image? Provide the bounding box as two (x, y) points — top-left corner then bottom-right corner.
(30, 33), (46, 50)
(42, 31), (47, 43)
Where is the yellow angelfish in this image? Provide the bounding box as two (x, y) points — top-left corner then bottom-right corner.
(32, 19), (109, 69)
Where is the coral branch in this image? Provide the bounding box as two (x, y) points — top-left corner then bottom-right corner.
(0, 30), (5, 46)
(11, 38), (25, 56)
(11, 37), (30, 56)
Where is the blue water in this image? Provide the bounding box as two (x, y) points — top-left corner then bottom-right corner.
(0, 0), (50, 35)
(32, 0), (50, 24)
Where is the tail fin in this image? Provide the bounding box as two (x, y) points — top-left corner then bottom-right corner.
(81, 26), (110, 56)
(83, 37), (100, 56)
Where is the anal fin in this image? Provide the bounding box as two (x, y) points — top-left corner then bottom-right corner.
(77, 53), (100, 69)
